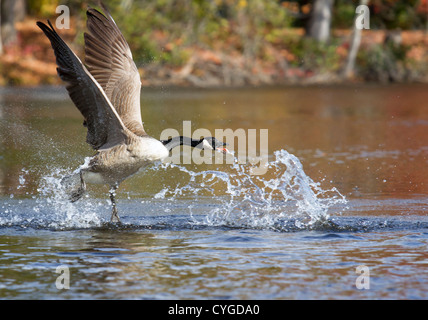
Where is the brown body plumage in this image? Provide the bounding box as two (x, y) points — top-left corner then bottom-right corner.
(37, 6), (168, 222)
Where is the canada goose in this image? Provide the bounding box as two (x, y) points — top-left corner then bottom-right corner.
(37, 6), (228, 223)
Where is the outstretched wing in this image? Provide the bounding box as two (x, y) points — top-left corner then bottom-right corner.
(37, 20), (130, 150)
(84, 6), (146, 136)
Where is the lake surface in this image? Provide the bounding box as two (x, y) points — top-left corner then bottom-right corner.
(0, 84), (427, 299)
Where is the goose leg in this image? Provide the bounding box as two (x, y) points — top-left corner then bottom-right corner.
(70, 170), (86, 202)
(109, 186), (120, 223)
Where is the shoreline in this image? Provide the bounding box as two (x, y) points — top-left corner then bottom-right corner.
(1, 17), (428, 88)
(1, 81), (427, 101)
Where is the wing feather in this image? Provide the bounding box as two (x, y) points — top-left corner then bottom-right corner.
(37, 20), (130, 150)
(84, 7), (146, 137)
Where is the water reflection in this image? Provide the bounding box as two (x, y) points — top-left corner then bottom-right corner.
(1, 225), (427, 299)
(2, 84), (428, 299)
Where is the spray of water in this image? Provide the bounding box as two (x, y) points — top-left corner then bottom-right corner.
(1, 166), (107, 230)
(1, 149), (346, 231)
(152, 149), (347, 230)
(34, 166), (104, 229)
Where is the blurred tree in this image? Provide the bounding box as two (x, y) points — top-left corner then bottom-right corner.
(331, 0), (356, 28)
(27, 0), (59, 16)
(306, 0), (334, 42)
(103, 0), (290, 65)
(342, 0), (368, 79)
(1, 0), (26, 52)
(0, 0), (2, 55)
(27, 0), (84, 17)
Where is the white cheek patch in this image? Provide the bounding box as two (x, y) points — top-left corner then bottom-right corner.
(202, 139), (214, 150)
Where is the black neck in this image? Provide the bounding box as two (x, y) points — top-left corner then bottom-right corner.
(161, 136), (204, 151)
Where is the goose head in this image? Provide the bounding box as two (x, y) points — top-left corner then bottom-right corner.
(199, 137), (230, 154)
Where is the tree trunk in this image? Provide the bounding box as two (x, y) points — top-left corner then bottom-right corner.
(306, 0), (334, 43)
(0, 0), (21, 48)
(342, 0), (369, 79)
(0, 0), (2, 55)
(14, 0), (26, 22)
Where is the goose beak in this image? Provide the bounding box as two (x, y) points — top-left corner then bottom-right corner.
(216, 147), (230, 154)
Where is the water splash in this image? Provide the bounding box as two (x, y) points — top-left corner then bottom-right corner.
(152, 149), (347, 230)
(1, 166), (106, 230)
(34, 167), (104, 229)
(1, 149), (346, 231)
